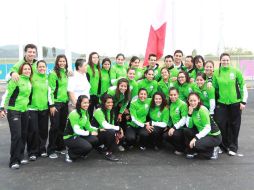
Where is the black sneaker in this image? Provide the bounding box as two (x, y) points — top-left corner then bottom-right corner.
(105, 152), (119, 162)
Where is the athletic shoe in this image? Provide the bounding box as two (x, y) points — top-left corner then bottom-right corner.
(217, 147), (223, 154)
(105, 152), (119, 162)
(228, 150), (237, 156)
(139, 146), (146, 151)
(20, 159), (29, 165)
(10, 163), (20, 170)
(186, 153), (197, 159)
(65, 153), (73, 163)
(118, 145), (125, 152)
(174, 150), (184, 155)
(49, 153), (58, 159)
(56, 150), (67, 155)
(40, 152), (48, 157)
(29, 155), (37, 161)
(210, 147), (219, 160)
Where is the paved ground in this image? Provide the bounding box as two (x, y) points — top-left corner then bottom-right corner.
(0, 84), (253, 190)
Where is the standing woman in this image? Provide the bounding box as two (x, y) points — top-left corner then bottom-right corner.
(27, 60), (49, 160)
(110, 53), (127, 85)
(163, 87), (188, 155)
(196, 73), (215, 115)
(213, 53), (248, 155)
(68, 58), (90, 112)
(87, 52), (101, 120)
(204, 60), (214, 85)
(194, 55), (205, 74)
(100, 58), (111, 97)
(158, 67), (175, 101)
(126, 68), (138, 100)
(0, 63), (32, 169)
(93, 94), (123, 161)
(147, 92), (169, 150)
(138, 69), (158, 98)
(164, 55), (179, 82)
(175, 71), (201, 102)
(126, 88), (151, 150)
(47, 55), (69, 159)
(184, 92), (222, 159)
(64, 95), (99, 163)
(129, 56), (144, 81)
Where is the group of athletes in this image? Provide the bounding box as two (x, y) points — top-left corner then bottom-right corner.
(0, 44), (248, 169)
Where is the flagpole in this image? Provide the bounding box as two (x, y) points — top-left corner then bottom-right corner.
(64, 0), (72, 70)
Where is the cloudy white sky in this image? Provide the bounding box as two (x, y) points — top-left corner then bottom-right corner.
(0, 0), (253, 57)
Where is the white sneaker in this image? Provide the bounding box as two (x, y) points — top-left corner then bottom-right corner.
(49, 153), (58, 159)
(218, 147), (223, 154)
(186, 153), (197, 159)
(174, 150), (184, 156)
(29, 155), (37, 161)
(228, 150), (236, 156)
(40, 152), (48, 157)
(118, 145), (125, 152)
(210, 147), (219, 160)
(11, 163), (20, 169)
(65, 153), (73, 163)
(20, 159), (29, 165)
(139, 146), (146, 151)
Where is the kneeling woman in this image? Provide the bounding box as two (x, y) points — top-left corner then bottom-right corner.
(125, 88), (151, 150)
(163, 87), (188, 154)
(64, 95), (99, 162)
(93, 94), (123, 161)
(184, 92), (221, 159)
(147, 92), (169, 150)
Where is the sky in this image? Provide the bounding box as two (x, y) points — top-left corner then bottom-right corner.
(0, 0), (254, 57)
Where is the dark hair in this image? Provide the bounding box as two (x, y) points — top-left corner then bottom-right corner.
(174, 50), (183, 56)
(187, 92), (202, 110)
(75, 58), (86, 71)
(151, 92), (168, 111)
(127, 67), (135, 74)
(129, 56), (140, 67)
(115, 78), (131, 103)
(144, 68), (154, 80)
(138, 88), (148, 96)
(76, 95), (89, 118)
(177, 71), (190, 84)
(219, 53), (230, 75)
(88, 52), (101, 77)
(18, 62), (33, 80)
(148, 53), (157, 60)
(160, 66), (169, 73)
(185, 55), (194, 69)
(54, 54), (68, 79)
(102, 57), (111, 66)
(220, 53), (230, 61)
(169, 87), (179, 94)
(24, 44), (37, 52)
(204, 60), (214, 67)
(100, 94), (114, 124)
(116, 53), (125, 59)
(196, 72), (207, 80)
(37, 60), (47, 67)
(164, 55), (174, 61)
(194, 55), (205, 67)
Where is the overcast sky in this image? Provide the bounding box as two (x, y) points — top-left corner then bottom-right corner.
(0, 0), (253, 57)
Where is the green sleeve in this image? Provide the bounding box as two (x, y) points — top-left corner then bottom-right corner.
(161, 107), (169, 124)
(236, 69), (245, 102)
(119, 99), (128, 114)
(10, 60), (24, 74)
(129, 101), (142, 123)
(200, 108), (210, 126)
(207, 86), (215, 99)
(93, 109), (106, 128)
(180, 103), (188, 117)
(4, 80), (18, 107)
(69, 111), (80, 127)
(151, 81), (158, 97)
(110, 66), (117, 84)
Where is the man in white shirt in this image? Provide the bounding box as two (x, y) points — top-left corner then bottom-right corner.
(68, 59), (90, 111)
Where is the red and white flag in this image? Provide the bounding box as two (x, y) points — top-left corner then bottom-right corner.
(144, 0), (167, 66)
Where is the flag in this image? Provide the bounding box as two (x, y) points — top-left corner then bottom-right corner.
(144, 0), (167, 66)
